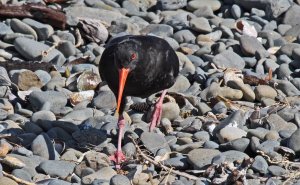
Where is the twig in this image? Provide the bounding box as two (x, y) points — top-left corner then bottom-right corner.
(3, 171), (35, 185)
(41, 42), (60, 57)
(75, 28), (83, 48)
(129, 136), (199, 181)
(164, 167), (174, 185)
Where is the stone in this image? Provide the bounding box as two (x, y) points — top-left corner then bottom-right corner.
(187, 149), (221, 169)
(37, 160), (76, 178)
(251, 155), (268, 174)
(0, 177), (18, 185)
(254, 85), (277, 101)
(157, 0), (187, 10)
(212, 50), (245, 69)
(31, 133), (57, 160)
(110, 174), (131, 185)
(140, 132), (171, 154)
(10, 19), (38, 40)
(14, 37), (66, 66)
(187, 0), (221, 11)
(189, 17), (212, 33)
(283, 4), (300, 26)
(287, 129), (300, 153)
(239, 35), (267, 57)
(22, 18), (54, 40)
(217, 126), (247, 143)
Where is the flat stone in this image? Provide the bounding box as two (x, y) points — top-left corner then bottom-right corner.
(187, 0), (221, 11)
(14, 37), (66, 66)
(81, 167), (116, 184)
(287, 129), (300, 153)
(239, 35), (268, 57)
(22, 18), (54, 40)
(254, 85), (277, 101)
(251, 155), (268, 174)
(212, 50), (245, 70)
(217, 126), (247, 143)
(140, 132), (171, 155)
(283, 4), (300, 26)
(10, 19), (38, 40)
(31, 133), (57, 160)
(190, 17), (212, 33)
(37, 160), (76, 178)
(28, 91), (68, 114)
(187, 148), (221, 169)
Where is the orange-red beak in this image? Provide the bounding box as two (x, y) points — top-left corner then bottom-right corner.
(116, 68), (130, 116)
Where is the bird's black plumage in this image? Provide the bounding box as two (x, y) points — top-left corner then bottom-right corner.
(99, 35), (179, 113)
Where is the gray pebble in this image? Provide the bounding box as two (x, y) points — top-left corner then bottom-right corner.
(22, 18), (54, 40)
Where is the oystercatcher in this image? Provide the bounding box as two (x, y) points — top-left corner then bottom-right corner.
(99, 35), (179, 168)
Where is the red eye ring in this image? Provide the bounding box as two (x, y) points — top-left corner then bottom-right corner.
(130, 53), (137, 61)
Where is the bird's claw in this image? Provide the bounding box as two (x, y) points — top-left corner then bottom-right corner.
(109, 150), (126, 169)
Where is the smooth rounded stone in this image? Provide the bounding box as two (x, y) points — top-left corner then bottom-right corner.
(193, 131), (210, 142)
(231, 4), (241, 19)
(12, 70), (43, 91)
(122, 142), (136, 158)
(219, 150), (249, 163)
(268, 165), (287, 176)
(219, 86), (243, 100)
(164, 37), (180, 50)
(212, 50), (245, 70)
(212, 101), (227, 114)
(81, 167), (95, 177)
(257, 140), (280, 154)
(254, 85), (277, 101)
(48, 179), (72, 185)
(266, 114), (297, 132)
(12, 169), (32, 182)
(278, 43), (300, 57)
(219, 24), (234, 39)
(44, 75), (66, 91)
(227, 80), (255, 102)
(31, 133), (57, 160)
(81, 167), (116, 184)
(264, 131), (280, 141)
(31, 110), (56, 124)
(92, 91), (116, 110)
(251, 155), (268, 174)
(10, 19), (38, 40)
(22, 18), (54, 40)
(292, 78), (300, 91)
(187, 149), (221, 169)
(34, 70), (51, 86)
(173, 30), (196, 43)
(61, 149), (82, 161)
(194, 102), (211, 116)
(140, 132), (171, 155)
(217, 126), (247, 143)
(189, 17), (212, 33)
(169, 75), (190, 92)
(0, 22), (13, 37)
(193, 5), (214, 18)
(14, 37), (66, 66)
(0, 177), (18, 185)
(187, 0), (221, 11)
(275, 80), (300, 96)
(62, 108), (104, 124)
(163, 155), (189, 170)
(13, 147), (33, 157)
(176, 52), (196, 75)
(157, 0), (187, 10)
(110, 174), (131, 185)
(276, 63), (292, 80)
(278, 24), (292, 35)
(28, 91), (68, 114)
(0, 109), (7, 121)
(239, 35), (267, 57)
(37, 160), (76, 178)
(265, 0), (292, 19)
(3, 33), (35, 43)
(278, 54), (292, 64)
(1, 155), (25, 169)
(71, 64), (98, 74)
(203, 140), (219, 149)
(140, 24), (173, 37)
(187, 55), (205, 67)
(161, 102), (180, 121)
(287, 129), (300, 153)
(55, 31), (76, 44)
(261, 98), (276, 107)
(196, 30), (222, 46)
(57, 41), (76, 58)
(264, 58), (279, 72)
(220, 138), (250, 152)
(283, 4), (300, 26)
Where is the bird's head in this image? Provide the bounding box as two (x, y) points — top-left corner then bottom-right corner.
(114, 40), (140, 115)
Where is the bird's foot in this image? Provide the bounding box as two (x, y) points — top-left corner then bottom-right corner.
(149, 90), (167, 132)
(109, 150), (126, 169)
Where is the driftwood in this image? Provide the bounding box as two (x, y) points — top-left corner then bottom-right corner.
(0, 3), (66, 29)
(43, 0), (70, 3)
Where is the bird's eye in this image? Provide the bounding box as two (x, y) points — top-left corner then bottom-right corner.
(130, 53), (137, 61)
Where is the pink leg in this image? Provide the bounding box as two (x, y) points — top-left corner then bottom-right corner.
(149, 90), (167, 132)
(109, 115), (126, 169)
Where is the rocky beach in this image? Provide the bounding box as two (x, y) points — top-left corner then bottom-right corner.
(1, 0), (300, 184)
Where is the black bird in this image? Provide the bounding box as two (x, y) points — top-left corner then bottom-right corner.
(99, 35), (179, 168)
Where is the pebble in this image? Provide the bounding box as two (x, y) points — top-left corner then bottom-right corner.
(140, 132), (171, 154)
(31, 133), (57, 160)
(110, 174), (131, 185)
(187, 0), (221, 11)
(37, 160), (76, 178)
(22, 18), (54, 41)
(10, 19), (38, 40)
(212, 50), (245, 69)
(14, 37), (66, 66)
(217, 126), (247, 143)
(254, 85), (277, 101)
(251, 155), (268, 174)
(287, 129), (300, 153)
(187, 148), (221, 169)
(189, 17), (212, 33)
